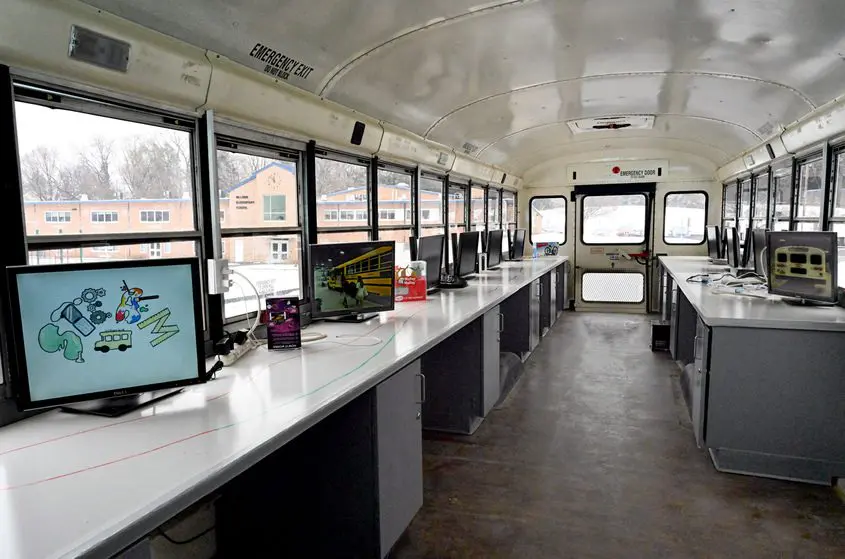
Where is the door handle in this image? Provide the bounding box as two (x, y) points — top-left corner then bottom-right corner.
(498, 312), (505, 333)
(416, 373), (427, 404)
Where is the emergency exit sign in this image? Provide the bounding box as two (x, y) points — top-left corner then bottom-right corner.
(567, 160), (668, 184)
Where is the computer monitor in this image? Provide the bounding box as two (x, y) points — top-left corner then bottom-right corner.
(310, 240), (396, 319)
(741, 228), (768, 273)
(7, 258), (205, 414)
(417, 234), (444, 290)
(767, 231), (838, 304)
(706, 225), (721, 260)
(511, 229), (527, 260)
(724, 227), (740, 268)
(486, 230), (504, 269)
(457, 231), (480, 278)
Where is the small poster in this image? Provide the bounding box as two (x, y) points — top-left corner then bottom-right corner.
(266, 297), (301, 350)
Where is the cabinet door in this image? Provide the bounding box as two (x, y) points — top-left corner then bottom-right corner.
(482, 306), (501, 415)
(529, 278), (541, 350)
(376, 361), (423, 556)
(669, 283), (679, 359)
(691, 318), (710, 448)
(549, 270), (558, 325)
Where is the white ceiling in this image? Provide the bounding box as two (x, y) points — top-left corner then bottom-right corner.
(83, 0), (845, 174)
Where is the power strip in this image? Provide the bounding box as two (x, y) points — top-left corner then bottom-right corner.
(220, 338), (258, 367)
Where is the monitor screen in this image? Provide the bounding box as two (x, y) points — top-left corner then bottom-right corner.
(767, 231), (838, 303)
(725, 227), (740, 268)
(457, 231), (480, 277)
(750, 229), (768, 275)
(417, 234), (444, 288)
(512, 229), (526, 259)
(706, 225), (721, 259)
(7, 258), (205, 410)
(741, 227), (754, 267)
(310, 241), (396, 318)
(487, 230), (504, 268)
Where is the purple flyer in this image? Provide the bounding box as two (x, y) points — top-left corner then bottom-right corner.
(266, 297), (301, 350)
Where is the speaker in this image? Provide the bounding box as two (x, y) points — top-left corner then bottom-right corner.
(350, 121), (365, 146)
(501, 172), (507, 183)
(766, 143), (776, 159)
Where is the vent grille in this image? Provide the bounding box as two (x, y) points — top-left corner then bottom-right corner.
(568, 115), (655, 134)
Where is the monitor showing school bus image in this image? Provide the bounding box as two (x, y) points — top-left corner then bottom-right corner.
(310, 240), (396, 318)
(767, 231), (838, 304)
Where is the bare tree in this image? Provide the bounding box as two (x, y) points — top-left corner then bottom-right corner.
(20, 146), (79, 201)
(65, 137), (119, 200)
(120, 137), (186, 199)
(315, 158), (367, 197)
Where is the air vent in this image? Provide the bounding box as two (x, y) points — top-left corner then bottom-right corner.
(462, 142), (479, 154)
(567, 115), (655, 134)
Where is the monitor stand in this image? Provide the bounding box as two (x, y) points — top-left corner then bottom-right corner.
(60, 388), (183, 418)
(781, 297), (835, 307)
(328, 312), (379, 323)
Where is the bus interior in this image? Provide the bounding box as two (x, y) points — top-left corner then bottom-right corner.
(1, 1), (845, 557)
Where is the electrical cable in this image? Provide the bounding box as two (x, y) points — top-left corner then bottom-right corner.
(230, 270), (261, 342)
(301, 331), (328, 343)
(156, 524), (215, 546)
(204, 360), (224, 381)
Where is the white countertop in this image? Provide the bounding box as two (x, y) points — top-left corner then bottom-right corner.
(660, 256), (845, 331)
(0, 256), (567, 559)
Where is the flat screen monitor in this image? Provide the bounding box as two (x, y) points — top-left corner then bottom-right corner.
(417, 234), (444, 289)
(310, 241), (396, 318)
(511, 229), (527, 260)
(725, 227), (740, 268)
(457, 231), (480, 278)
(706, 225), (721, 260)
(767, 231), (837, 303)
(741, 228), (768, 273)
(486, 230), (504, 269)
(7, 258), (205, 411)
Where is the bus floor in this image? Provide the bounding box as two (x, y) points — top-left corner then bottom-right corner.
(393, 313), (845, 558)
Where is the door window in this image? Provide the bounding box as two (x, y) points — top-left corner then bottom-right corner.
(663, 192), (707, 245)
(582, 194), (647, 244)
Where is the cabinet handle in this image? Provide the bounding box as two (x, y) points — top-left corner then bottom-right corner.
(416, 373), (427, 404)
(498, 312), (505, 333)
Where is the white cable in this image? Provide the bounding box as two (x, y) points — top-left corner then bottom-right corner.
(230, 270), (261, 340)
(760, 246), (769, 283)
(301, 331), (327, 343)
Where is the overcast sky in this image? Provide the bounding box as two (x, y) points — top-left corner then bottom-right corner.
(14, 102), (168, 162)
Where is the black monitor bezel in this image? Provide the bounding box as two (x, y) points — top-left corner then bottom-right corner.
(457, 231), (480, 277)
(309, 240), (397, 319)
(7, 257), (206, 411)
(486, 230), (504, 268)
(766, 231), (838, 303)
(512, 229), (526, 259)
(706, 225), (721, 259)
(725, 227), (740, 268)
(417, 234), (445, 287)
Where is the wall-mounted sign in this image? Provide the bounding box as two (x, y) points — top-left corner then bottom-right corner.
(249, 43), (315, 82)
(567, 160), (669, 184)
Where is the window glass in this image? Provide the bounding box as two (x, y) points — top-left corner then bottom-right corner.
(316, 158), (368, 228)
(447, 185), (467, 264)
(530, 197), (567, 245)
(833, 152), (845, 219)
(796, 158), (824, 219)
(379, 229), (412, 266)
(582, 194), (646, 244)
(28, 241), (196, 264)
(16, 102), (194, 236)
(722, 184), (737, 220)
(377, 169), (412, 227)
(831, 223), (845, 287)
(753, 174), (769, 219)
(488, 189), (501, 229)
(471, 186), (485, 230)
(318, 231), (370, 243)
(217, 151), (298, 229)
(738, 179), (751, 220)
(91, 210), (119, 223)
(139, 210), (171, 223)
(502, 191), (516, 225)
(222, 234), (301, 319)
(664, 192), (706, 244)
(420, 176), (444, 228)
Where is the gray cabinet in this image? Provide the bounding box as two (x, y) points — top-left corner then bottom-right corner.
(376, 361), (423, 556)
(691, 318), (711, 448)
(539, 272), (553, 336)
(482, 306), (502, 415)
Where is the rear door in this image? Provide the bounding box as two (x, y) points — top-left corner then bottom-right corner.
(573, 184), (654, 313)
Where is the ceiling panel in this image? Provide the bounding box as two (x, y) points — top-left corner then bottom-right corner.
(82, 0), (845, 170)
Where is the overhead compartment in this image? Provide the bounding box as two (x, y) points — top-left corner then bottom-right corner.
(378, 122), (455, 171)
(0, 0), (211, 112)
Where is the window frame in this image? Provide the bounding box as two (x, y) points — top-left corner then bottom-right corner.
(580, 193), (647, 246)
(90, 210), (119, 224)
(216, 135), (305, 325)
(262, 194), (287, 222)
(419, 172), (447, 235)
(793, 153), (825, 230)
(661, 190), (708, 246)
(44, 211), (72, 223)
(529, 195), (568, 246)
(314, 150), (373, 240)
(139, 209), (172, 223)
